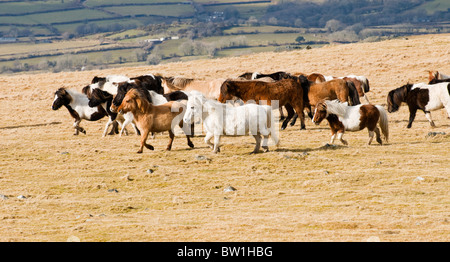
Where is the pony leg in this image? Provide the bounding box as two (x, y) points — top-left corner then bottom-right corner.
(262, 135), (269, 152)
(102, 118), (114, 137)
(281, 105), (295, 130)
(166, 130), (174, 151)
(279, 107), (285, 121)
(205, 132), (214, 149)
(138, 129), (153, 153)
(374, 127), (382, 145)
(251, 134), (261, 154)
(179, 121), (194, 148)
(294, 106), (306, 130)
(330, 133), (336, 144)
(367, 130), (375, 145)
(213, 134), (221, 153)
(424, 111), (436, 127)
(407, 107), (417, 128)
(73, 120), (84, 135)
(109, 120), (120, 135)
(337, 132), (348, 145)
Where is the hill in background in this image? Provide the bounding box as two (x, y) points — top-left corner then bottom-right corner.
(0, 0), (449, 73)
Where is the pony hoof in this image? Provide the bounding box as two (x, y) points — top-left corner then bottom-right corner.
(188, 142), (194, 148)
(262, 147), (269, 152)
(137, 150), (143, 154)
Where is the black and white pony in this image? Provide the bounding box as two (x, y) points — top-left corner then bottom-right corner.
(52, 87), (108, 135)
(387, 82), (450, 128)
(85, 74), (165, 136)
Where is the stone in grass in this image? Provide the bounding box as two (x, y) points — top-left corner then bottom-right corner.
(224, 185), (237, 192)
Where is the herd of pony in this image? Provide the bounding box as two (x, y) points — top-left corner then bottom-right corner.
(52, 69), (450, 153)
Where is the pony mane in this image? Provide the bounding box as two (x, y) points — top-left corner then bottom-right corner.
(324, 100), (348, 116)
(165, 76), (195, 89)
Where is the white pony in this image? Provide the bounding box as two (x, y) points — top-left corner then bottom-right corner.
(183, 91), (279, 153)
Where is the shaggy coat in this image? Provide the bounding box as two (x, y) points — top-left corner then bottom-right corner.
(218, 76), (308, 130)
(110, 87), (194, 153)
(313, 100), (388, 145)
(307, 78), (361, 112)
(387, 82), (450, 128)
(52, 88), (107, 135)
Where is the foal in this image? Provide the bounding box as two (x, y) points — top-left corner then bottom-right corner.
(110, 87), (194, 153)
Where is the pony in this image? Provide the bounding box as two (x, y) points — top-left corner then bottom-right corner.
(161, 76), (226, 99)
(218, 76), (308, 130)
(292, 72), (326, 83)
(85, 75), (165, 135)
(427, 70), (450, 83)
(52, 88), (108, 135)
(183, 91), (278, 154)
(112, 82), (194, 136)
(110, 87), (194, 153)
(387, 82), (450, 128)
(313, 74), (371, 103)
(251, 71), (292, 81)
(312, 100), (389, 145)
(307, 78), (361, 113)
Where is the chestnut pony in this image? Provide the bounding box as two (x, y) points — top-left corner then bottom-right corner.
(218, 75), (308, 130)
(110, 87), (194, 153)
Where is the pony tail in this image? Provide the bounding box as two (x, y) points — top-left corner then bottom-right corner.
(346, 81), (361, 105)
(376, 105), (389, 143)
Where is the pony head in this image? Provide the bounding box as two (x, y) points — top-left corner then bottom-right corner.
(183, 91), (205, 124)
(387, 84), (411, 113)
(312, 100), (328, 125)
(218, 80), (240, 103)
(111, 88), (148, 115)
(112, 82), (135, 109)
(52, 88), (71, 110)
(88, 88), (112, 108)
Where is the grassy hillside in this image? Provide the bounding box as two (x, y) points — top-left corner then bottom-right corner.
(0, 33), (449, 242)
(0, 0), (449, 74)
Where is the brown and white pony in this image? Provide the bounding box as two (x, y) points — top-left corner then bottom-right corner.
(110, 86), (194, 153)
(312, 100), (389, 145)
(161, 76), (226, 99)
(387, 82), (450, 128)
(218, 76), (308, 130)
(52, 88), (108, 135)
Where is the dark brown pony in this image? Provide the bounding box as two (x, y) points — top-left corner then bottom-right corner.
(110, 87), (194, 153)
(307, 78), (361, 112)
(218, 76), (308, 130)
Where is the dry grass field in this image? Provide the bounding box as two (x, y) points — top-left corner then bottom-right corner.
(0, 33), (449, 242)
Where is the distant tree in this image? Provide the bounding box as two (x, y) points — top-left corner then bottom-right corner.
(295, 36), (305, 43)
(325, 19), (345, 32)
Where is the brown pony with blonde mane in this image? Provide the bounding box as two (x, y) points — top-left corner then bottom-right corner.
(110, 87), (194, 153)
(162, 76), (226, 99)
